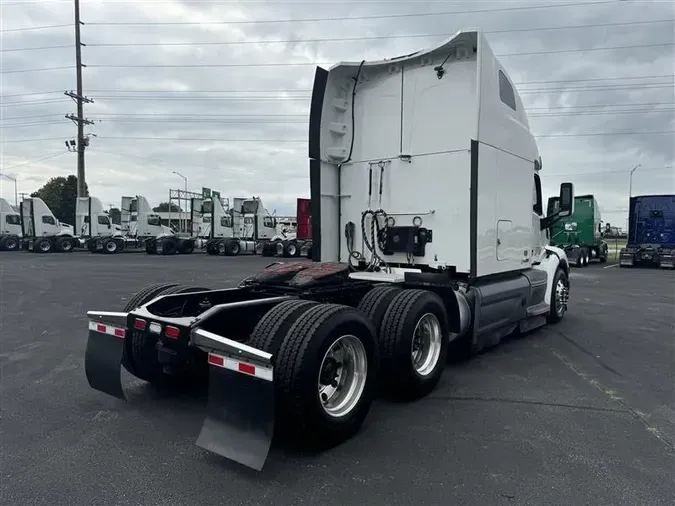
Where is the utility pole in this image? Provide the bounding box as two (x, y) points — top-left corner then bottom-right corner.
(66, 0), (94, 198)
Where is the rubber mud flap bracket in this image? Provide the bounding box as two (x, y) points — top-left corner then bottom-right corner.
(84, 320), (126, 400)
(196, 352), (274, 472)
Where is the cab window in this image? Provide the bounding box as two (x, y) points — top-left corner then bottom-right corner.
(220, 216), (232, 227)
(42, 215), (56, 225)
(5, 215), (20, 225)
(147, 215), (160, 226)
(263, 216), (274, 228)
(98, 215), (110, 225)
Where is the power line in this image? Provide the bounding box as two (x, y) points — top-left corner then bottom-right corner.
(2, 19), (661, 52)
(79, 43), (675, 70)
(0, 66), (75, 75)
(0, 24), (73, 33)
(4, 130), (674, 143)
(5, 74), (672, 99)
(84, 2), (618, 26)
(0, 152), (69, 170)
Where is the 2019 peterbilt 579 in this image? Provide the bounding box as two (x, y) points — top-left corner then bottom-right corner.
(620, 194), (675, 269)
(84, 30), (574, 472)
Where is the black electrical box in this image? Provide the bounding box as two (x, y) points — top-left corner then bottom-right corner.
(382, 226), (432, 256)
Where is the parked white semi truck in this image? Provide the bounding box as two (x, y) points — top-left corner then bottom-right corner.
(87, 195), (200, 255)
(0, 198), (22, 251)
(214, 196), (282, 256)
(84, 29), (574, 472)
(20, 197), (77, 253)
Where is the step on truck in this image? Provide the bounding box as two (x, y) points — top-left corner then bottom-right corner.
(84, 29), (574, 471)
(0, 198), (22, 251)
(20, 197), (77, 253)
(88, 195), (200, 255)
(547, 194), (608, 267)
(273, 197), (314, 258)
(620, 194), (675, 269)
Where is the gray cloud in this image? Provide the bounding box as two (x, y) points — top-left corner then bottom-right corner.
(1, 0), (674, 223)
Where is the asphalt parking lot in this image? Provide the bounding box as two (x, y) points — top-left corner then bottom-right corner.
(1, 252), (673, 506)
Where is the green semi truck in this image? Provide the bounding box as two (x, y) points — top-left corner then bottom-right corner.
(547, 194), (609, 267)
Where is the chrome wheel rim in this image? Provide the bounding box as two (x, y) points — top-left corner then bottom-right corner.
(6, 238), (17, 249)
(288, 244), (296, 256)
(106, 241), (116, 252)
(555, 278), (569, 315)
(62, 240), (72, 251)
(411, 313), (442, 377)
(318, 334), (368, 418)
(40, 241), (50, 252)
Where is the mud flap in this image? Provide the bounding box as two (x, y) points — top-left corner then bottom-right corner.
(84, 316), (128, 400)
(193, 329), (275, 471)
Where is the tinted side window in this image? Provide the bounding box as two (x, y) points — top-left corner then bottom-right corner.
(498, 70), (517, 111)
(263, 217), (274, 228)
(98, 215), (110, 225)
(147, 216), (160, 226)
(6, 215), (20, 225)
(42, 215), (56, 225)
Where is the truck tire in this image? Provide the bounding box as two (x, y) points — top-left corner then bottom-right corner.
(55, 236), (74, 252)
(102, 238), (118, 254)
(35, 238), (53, 253)
(224, 239), (241, 256)
(306, 244), (313, 259)
(123, 282), (180, 312)
(357, 285), (402, 337)
(177, 239), (194, 254)
(161, 238), (178, 255)
(379, 289), (449, 400)
(126, 284), (210, 385)
(1, 236), (19, 251)
(248, 299), (319, 357)
(284, 241), (299, 258)
(205, 240), (220, 255)
(275, 303), (378, 448)
(547, 268), (569, 324)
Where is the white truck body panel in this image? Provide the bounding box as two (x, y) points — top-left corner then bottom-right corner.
(20, 197), (74, 237)
(0, 198), (21, 237)
(313, 29), (541, 278)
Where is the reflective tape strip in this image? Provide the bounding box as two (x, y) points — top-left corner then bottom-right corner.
(89, 320), (126, 339)
(207, 352), (273, 382)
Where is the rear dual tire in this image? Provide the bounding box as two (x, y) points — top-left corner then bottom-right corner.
(251, 300), (378, 448)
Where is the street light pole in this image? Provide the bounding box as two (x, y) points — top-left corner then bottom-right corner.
(0, 172), (18, 207)
(629, 164), (641, 200)
(172, 171), (188, 233)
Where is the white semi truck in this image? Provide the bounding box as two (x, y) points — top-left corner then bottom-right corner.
(212, 196), (283, 256)
(84, 29), (574, 472)
(86, 195), (200, 255)
(20, 197), (77, 253)
(0, 198), (22, 251)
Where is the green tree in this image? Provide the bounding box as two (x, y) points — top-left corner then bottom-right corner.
(31, 175), (87, 225)
(108, 207), (121, 225)
(153, 202), (182, 212)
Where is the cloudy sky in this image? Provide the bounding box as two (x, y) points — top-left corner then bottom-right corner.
(1, 0), (673, 225)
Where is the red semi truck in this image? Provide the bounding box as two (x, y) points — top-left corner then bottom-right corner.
(273, 197), (313, 258)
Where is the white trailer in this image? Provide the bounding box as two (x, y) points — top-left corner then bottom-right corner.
(85, 29), (575, 472)
(20, 197), (77, 253)
(0, 198), (22, 251)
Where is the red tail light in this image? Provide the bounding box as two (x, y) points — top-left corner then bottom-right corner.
(164, 326), (180, 339)
(134, 318), (147, 330)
